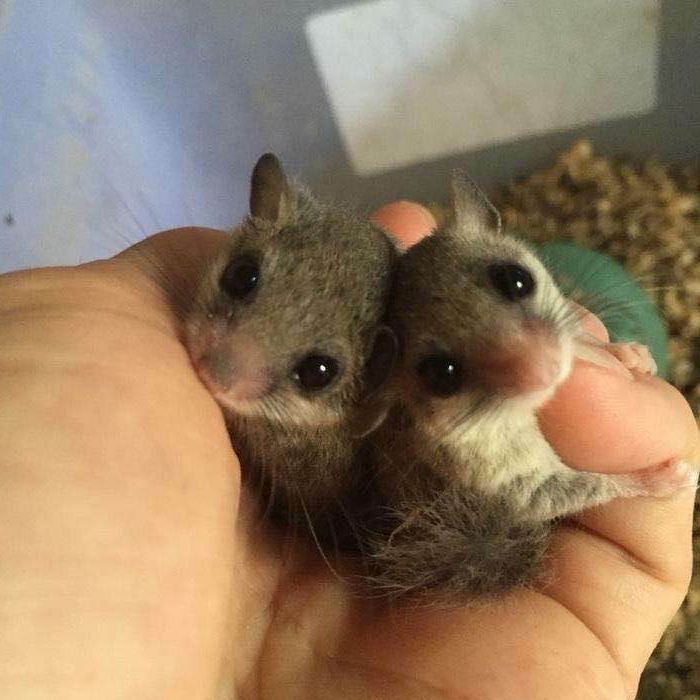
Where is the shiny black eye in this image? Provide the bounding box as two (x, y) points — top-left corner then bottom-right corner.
(487, 263), (535, 301)
(220, 255), (259, 299)
(416, 354), (463, 397)
(293, 355), (340, 392)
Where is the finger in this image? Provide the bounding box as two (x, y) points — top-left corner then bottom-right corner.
(539, 361), (699, 473)
(544, 477), (696, 694)
(116, 227), (227, 263)
(540, 294), (698, 687)
(541, 295), (698, 473)
(337, 588), (629, 699)
(369, 202), (436, 250)
(112, 226), (227, 282)
(94, 227), (228, 327)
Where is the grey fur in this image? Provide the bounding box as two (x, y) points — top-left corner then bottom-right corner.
(184, 154), (396, 536)
(362, 483), (552, 601)
(359, 173), (689, 601)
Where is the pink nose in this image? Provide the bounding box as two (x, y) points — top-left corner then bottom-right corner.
(198, 348), (235, 390)
(192, 335), (271, 403)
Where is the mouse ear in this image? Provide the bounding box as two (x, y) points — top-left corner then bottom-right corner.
(449, 170), (502, 235)
(364, 325), (399, 395)
(351, 326), (399, 438)
(249, 153), (297, 225)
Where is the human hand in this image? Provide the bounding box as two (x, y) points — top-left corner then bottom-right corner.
(0, 209), (697, 700)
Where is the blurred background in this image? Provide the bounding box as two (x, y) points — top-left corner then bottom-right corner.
(1, 1), (698, 696)
(1, 0), (698, 272)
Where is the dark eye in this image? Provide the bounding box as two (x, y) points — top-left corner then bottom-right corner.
(220, 255), (259, 299)
(416, 354), (463, 397)
(293, 355), (340, 392)
(487, 263), (535, 301)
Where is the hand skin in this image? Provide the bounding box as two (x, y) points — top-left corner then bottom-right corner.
(0, 207), (697, 700)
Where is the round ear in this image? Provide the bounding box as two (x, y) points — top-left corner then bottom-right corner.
(349, 325), (400, 439)
(363, 325), (399, 396)
(249, 153), (296, 225)
(449, 170), (502, 236)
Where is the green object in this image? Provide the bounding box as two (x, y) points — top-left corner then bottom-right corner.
(533, 241), (669, 379)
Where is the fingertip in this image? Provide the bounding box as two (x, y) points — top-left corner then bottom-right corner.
(369, 201), (437, 250)
(539, 360), (700, 473)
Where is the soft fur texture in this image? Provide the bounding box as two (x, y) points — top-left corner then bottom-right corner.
(362, 485), (552, 600)
(184, 154), (396, 533)
(358, 172), (681, 600)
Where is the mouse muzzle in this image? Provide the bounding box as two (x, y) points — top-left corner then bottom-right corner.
(188, 330), (273, 409)
(470, 320), (571, 398)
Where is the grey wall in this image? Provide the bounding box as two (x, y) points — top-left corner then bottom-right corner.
(0, 0), (698, 272)
(234, 0), (700, 208)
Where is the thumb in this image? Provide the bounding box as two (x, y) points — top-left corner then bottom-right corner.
(369, 201), (436, 249)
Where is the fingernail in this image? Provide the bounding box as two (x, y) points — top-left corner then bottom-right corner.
(573, 336), (634, 379)
(679, 460), (700, 487)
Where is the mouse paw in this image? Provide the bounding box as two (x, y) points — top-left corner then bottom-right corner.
(603, 342), (657, 375)
(616, 459), (699, 498)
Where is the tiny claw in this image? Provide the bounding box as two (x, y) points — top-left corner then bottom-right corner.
(573, 334), (634, 378)
(604, 342), (658, 376)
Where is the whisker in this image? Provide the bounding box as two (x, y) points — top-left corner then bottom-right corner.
(294, 484), (346, 584)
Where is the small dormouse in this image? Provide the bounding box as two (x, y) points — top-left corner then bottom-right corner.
(184, 154), (396, 535)
(361, 172), (695, 600)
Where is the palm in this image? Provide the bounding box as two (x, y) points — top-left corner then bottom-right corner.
(0, 228), (692, 700)
(231, 505), (680, 700)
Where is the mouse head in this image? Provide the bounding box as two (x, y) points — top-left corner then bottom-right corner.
(185, 154), (396, 430)
(389, 172), (578, 425)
